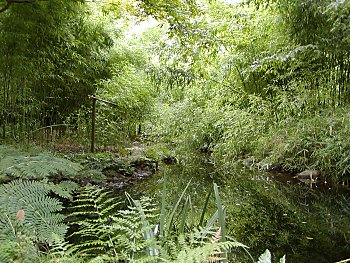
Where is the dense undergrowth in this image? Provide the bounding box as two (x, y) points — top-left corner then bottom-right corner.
(160, 91), (348, 199)
(155, 95), (350, 184)
(0, 143), (348, 262)
(148, 72), (350, 262)
(0, 0), (350, 262)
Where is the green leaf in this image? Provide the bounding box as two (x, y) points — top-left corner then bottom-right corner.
(257, 249), (272, 263)
(166, 179), (192, 235)
(213, 183), (226, 242)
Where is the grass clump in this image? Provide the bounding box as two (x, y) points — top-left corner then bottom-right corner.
(254, 107), (350, 183)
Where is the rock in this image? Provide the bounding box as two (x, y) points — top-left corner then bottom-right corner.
(293, 170), (321, 184)
(295, 169), (320, 178)
(130, 157), (158, 171)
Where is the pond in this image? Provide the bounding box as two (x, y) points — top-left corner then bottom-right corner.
(111, 155), (350, 263)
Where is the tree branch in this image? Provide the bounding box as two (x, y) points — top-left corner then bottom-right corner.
(0, 1), (12, 13)
(0, 0), (36, 14)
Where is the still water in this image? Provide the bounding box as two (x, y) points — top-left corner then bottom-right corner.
(112, 156), (349, 263)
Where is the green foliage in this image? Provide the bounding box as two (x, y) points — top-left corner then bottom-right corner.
(167, 229), (244, 263)
(89, 19), (158, 145)
(255, 0), (350, 105)
(63, 181), (248, 262)
(0, 154), (83, 180)
(1, 0), (350, 261)
(141, 3), (350, 261)
(257, 249), (285, 263)
(0, 0), (113, 142)
(66, 186), (122, 258)
(157, 179), (248, 262)
(0, 234), (39, 263)
(0, 179), (77, 263)
(254, 108), (350, 182)
(0, 180), (77, 243)
(0, 145), (83, 180)
(96, 64), (154, 143)
(149, 0), (350, 182)
(138, 0), (200, 25)
(67, 186), (161, 261)
(43, 235), (85, 263)
(0, 145), (24, 157)
(0, 146), (79, 262)
(109, 195), (160, 262)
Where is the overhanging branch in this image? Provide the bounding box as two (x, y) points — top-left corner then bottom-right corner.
(0, 1), (12, 13)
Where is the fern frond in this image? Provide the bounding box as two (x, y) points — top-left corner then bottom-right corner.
(67, 186), (122, 257)
(67, 188), (163, 262)
(164, 227), (247, 263)
(67, 187), (249, 263)
(0, 152), (82, 180)
(208, 227), (225, 263)
(0, 180), (71, 243)
(43, 234), (86, 263)
(211, 227), (222, 244)
(0, 145), (24, 158)
(0, 241), (14, 263)
(173, 240), (245, 263)
(257, 249), (286, 263)
(0, 234), (39, 263)
(48, 180), (79, 199)
(257, 249), (271, 263)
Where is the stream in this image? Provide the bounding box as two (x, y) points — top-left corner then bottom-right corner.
(62, 138), (349, 263)
(103, 154), (350, 263)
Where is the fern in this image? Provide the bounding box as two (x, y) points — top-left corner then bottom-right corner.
(44, 234), (86, 263)
(0, 235), (39, 263)
(51, 180), (80, 199)
(110, 196), (161, 262)
(0, 241), (14, 263)
(0, 180), (78, 243)
(67, 186), (122, 258)
(0, 145), (25, 158)
(0, 148), (83, 180)
(66, 186), (249, 263)
(165, 228), (246, 263)
(174, 240), (243, 263)
(66, 187), (162, 262)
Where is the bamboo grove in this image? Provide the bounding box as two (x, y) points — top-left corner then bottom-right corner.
(0, 0), (113, 142)
(0, 0), (349, 141)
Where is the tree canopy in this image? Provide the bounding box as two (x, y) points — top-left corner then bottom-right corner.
(0, 0), (350, 262)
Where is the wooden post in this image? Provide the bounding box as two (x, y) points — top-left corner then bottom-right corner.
(2, 115), (5, 140)
(91, 97), (96, 153)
